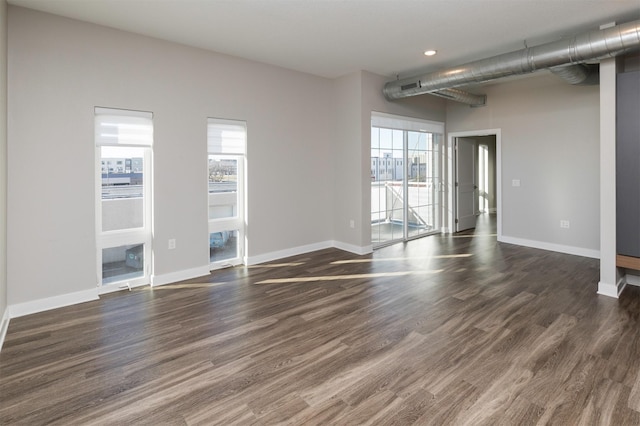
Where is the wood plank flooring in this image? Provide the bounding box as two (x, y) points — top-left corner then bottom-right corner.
(2, 214), (640, 425)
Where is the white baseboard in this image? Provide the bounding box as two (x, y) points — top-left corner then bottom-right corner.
(247, 240), (374, 266)
(9, 288), (99, 319)
(151, 265), (212, 287)
(98, 280), (148, 295)
(625, 273), (640, 287)
(498, 235), (600, 259)
(246, 241), (334, 266)
(333, 241), (372, 256)
(598, 277), (626, 298)
(0, 308), (10, 352)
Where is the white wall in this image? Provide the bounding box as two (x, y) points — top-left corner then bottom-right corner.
(447, 73), (600, 256)
(0, 0), (8, 335)
(7, 7), (335, 306)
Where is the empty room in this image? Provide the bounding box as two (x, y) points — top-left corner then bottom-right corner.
(1, 0), (640, 424)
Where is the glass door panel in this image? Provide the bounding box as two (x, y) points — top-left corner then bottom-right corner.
(407, 131), (440, 239)
(371, 128), (405, 246)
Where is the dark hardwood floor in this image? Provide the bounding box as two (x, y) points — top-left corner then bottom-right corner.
(2, 214), (640, 425)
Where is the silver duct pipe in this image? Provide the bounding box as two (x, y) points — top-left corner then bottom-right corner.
(549, 64), (599, 85)
(431, 88), (487, 106)
(384, 19), (640, 101)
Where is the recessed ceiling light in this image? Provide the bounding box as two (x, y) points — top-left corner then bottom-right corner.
(424, 50), (437, 57)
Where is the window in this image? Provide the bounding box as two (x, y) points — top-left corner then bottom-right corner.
(95, 107), (153, 289)
(207, 118), (246, 268)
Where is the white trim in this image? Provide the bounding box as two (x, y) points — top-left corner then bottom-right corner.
(599, 58), (619, 298)
(247, 241), (373, 266)
(499, 235), (600, 259)
(247, 241), (334, 266)
(626, 273), (640, 287)
(8, 288), (99, 319)
(98, 280), (148, 295)
(0, 308), (10, 352)
(333, 241), (373, 256)
(151, 265), (212, 287)
(598, 278), (625, 298)
(96, 139), (153, 289)
(371, 111), (444, 134)
(95, 106), (153, 119)
(447, 129), (502, 239)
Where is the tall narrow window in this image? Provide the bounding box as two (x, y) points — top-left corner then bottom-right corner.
(371, 113), (444, 248)
(207, 118), (246, 268)
(95, 107), (153, 288)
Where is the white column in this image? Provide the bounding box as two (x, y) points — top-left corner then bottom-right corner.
(598, 57), (623, 298)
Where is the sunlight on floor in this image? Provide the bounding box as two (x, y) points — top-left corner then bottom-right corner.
(254, 269), (444, 285)
(247, 262), (306, 268)
(150, 282), (230, 290)
(331, 254), (472, 264)
(447, 234), (497, 238)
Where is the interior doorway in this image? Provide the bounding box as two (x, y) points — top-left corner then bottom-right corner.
(448, 130), (501, 238)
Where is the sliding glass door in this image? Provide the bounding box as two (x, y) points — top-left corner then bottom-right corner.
(371, 113), (443, 248)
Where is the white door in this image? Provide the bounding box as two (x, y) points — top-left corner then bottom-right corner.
(456, 137), (477, 232)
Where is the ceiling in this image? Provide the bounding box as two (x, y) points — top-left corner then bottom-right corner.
(7, 0), (640, 80)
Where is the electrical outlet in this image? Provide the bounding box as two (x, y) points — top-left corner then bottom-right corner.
(560, 220), (570, 229)
(512, 179), (521, 187)
(349, 219), (355, 229)
(168, 238), (176, 249)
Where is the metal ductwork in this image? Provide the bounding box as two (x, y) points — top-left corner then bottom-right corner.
(431, 88), (487, 106)
(549, 63), (599, 85)
(384, 19), (640, 104)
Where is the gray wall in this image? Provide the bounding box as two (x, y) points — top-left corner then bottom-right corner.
(7, 7), (338, 305)
(447, 73), (601, 253)
(0, 0), (7, 325)
(330, 70), (446, 250)
(7, 7), (447, 308)
(5, 5), (609, 311)
(616, 70), (640, 257)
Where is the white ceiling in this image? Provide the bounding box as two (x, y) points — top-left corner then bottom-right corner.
(7, 0), (640, 80)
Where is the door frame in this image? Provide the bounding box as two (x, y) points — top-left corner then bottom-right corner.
(447, 129), (502, 239)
